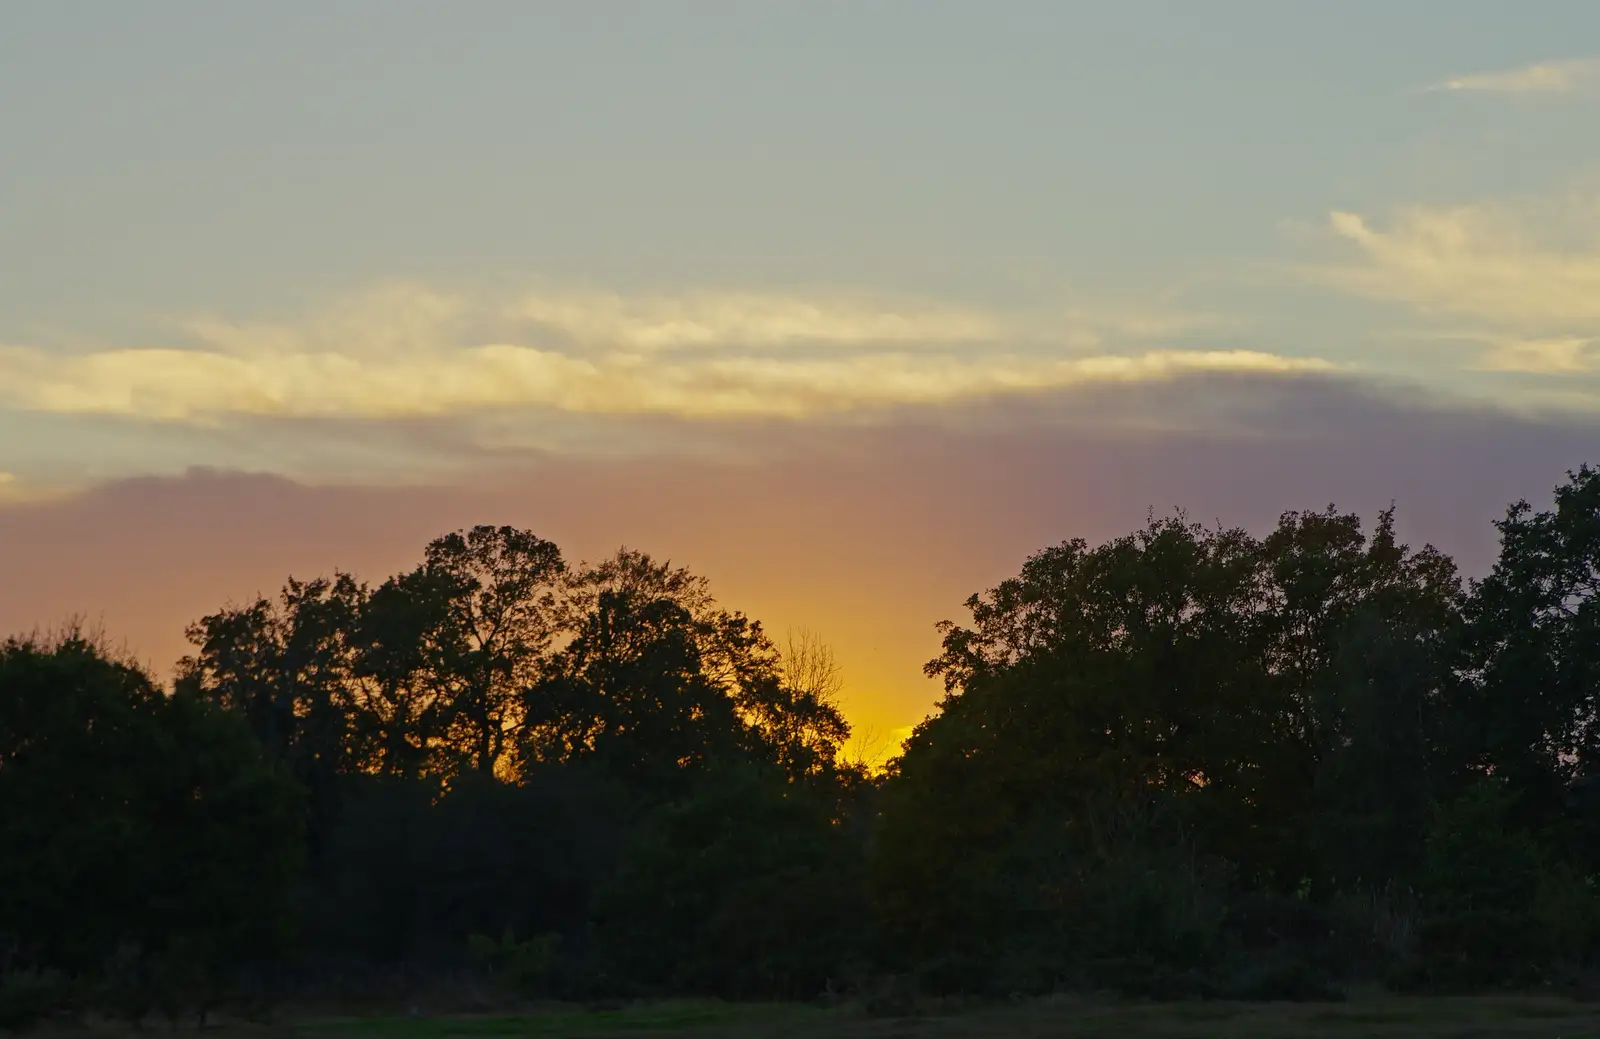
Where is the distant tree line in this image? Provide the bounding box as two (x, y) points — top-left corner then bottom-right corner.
(2, 465), (1599, 1025)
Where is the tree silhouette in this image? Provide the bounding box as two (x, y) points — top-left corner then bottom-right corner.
(12, 471), (1600, 1016)
(0, 632), (302, 1011)
(1463, 464), (1600, 822)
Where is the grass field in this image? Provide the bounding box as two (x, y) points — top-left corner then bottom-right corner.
(259, 995), (1600, 1038)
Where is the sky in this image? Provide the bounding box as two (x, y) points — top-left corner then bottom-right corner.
(3, 2), (1600, 754)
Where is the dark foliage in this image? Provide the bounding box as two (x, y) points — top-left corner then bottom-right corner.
(5, 471), (1600, 1025)
(0, 634), (303, 1026)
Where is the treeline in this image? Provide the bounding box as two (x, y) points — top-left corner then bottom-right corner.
(2, 466), (1599, 1025)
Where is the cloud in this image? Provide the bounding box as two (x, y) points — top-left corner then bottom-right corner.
(510, 289), (1002, 350)
(1431, 58), (1600, 95)
(183, 284), (471, 359)
(0, 286), (1300, 425)
(1318, 199), (1600, 372)
(1324, 207), (1600, 328)
(1476, 337), (1598, 375)
(187, 285), (1213, 356)
(0, 341), (1328, 422)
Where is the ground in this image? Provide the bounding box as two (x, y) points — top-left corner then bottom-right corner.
(139, 995), (1600, 1038)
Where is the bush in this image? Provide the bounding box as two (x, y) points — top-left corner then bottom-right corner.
(591, 767), (869, 1000)
(1224, 892), (1333, 956)
(1081, 956), (1214, 1001)
(1213, 958), (1345, 1002)
(0, 638), (304, 988)
(1418, 780), (1544, 916)
(1321, 886), (1420, 978)
(1390, 910), (1553, 992)
(976, 816), (1230, 988)
(0, 969), (73, 1033)
(860, 974), (920, 1017)
(467, 929), (562, 995)
(1535, 864), (1600, 964)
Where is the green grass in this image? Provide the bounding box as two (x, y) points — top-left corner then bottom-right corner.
(287, 996), (1600, 1038)
(49, 995), (1600, 1038)
(299, 1001), (822, 1039)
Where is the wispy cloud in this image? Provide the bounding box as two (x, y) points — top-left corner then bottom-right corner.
(1324, 205), (1600, 327)
(1317, 197), (1600, 373)
(1431, 57), (1600, 95)
(0, 286), (1288, 425)
(1476, 337), (1598, 375)
(0, 341), (1327, 422)
(510, 289), (1001, 350)
(185, 285), (1214, 357)
(183, 284), (472, 359)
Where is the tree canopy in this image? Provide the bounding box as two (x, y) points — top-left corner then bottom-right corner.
(6, 469), (1600, 1023)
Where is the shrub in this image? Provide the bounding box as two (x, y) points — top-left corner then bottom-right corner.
(466, 929), (562, 995)
(1390, 910), (1553, 992)
(1323, 886), (1420, 977)
(0, 969), (73, 1033)
(1535, 864), (1600, 964)
(1213, 959), (1345, 1002)
(1417, 780), (1543, 916)
(1224, 892), (1333, 956)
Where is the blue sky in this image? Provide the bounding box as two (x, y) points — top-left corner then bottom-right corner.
(3, 2), (1600, 741)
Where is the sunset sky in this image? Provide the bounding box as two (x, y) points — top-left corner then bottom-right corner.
(4, 2), (1600, 752)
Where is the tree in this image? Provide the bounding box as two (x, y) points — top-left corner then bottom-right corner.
(882, 515), (1265, 962)
(533, 550), (853, 787)
(178, 574), (367, 834)
(879, 506), (1463, 973)
(758, 628), (853, 781)
(1304, 608), (1453, 893)
(1463, 465), (1600, 824)
(591, 765), (869, 999)
(524, 589), (743, 794)
(1250, 506), (1462, 890)
(557, 549), (780, 711)
(356, 526), (566, 780)
(0, 633), (303, 1006)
